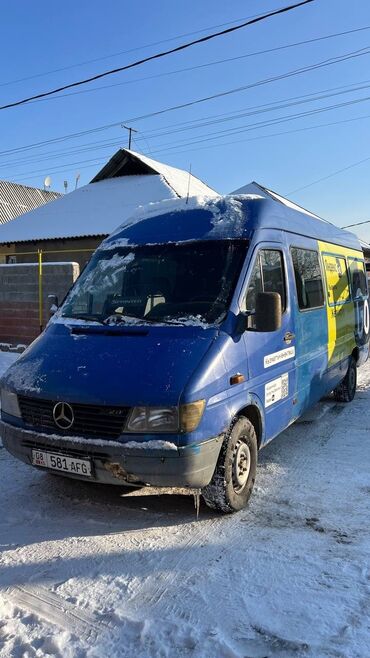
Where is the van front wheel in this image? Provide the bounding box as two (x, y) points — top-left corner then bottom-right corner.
(202, 418), (257, 514)
(333, 356), (357, 403)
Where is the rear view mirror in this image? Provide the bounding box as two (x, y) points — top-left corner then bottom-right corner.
(255, 292), (282, 332)
(48, 294), (59, 317)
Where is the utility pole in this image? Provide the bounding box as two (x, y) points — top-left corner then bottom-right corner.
(122, 125), (138, 150)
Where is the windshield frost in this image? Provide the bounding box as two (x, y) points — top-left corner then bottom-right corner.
(61, 241), (247, 325)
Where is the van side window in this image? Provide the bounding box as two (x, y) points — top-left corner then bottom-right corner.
(245, 258), (263, 315)
(291, 248), (325, 310)
(244, 250), (286, 326)
(348, 258), (368, 299)
(260, 251), (286, 310)
(322, 254), (350, 305)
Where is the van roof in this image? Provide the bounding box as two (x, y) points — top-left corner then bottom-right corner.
(101, 193), (360, 252)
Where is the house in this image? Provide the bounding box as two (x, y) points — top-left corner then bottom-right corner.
(0, 149), (217, 268)
(0, 150), (217, 346)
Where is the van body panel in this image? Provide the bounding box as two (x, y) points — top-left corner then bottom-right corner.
(5, 321), (218, 407)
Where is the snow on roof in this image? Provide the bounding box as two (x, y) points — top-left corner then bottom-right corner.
(0, 149), (217, 244)
(0, 176), (178, 244)
(91, 148), (217, 198)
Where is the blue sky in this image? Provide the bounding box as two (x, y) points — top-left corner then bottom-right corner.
(1, 0), (370, 240)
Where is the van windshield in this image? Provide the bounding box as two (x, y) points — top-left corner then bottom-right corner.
(61, 240), (247, 325)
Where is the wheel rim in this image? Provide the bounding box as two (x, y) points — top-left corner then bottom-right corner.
(232, 440), (251, 494)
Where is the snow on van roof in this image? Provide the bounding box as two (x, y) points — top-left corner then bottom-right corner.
(101, 194), (261, 249)
(102, 189), (361, 252)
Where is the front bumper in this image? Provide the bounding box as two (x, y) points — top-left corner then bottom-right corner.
(0, 420), (223, 489)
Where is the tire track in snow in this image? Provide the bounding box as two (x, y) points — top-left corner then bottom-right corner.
(128, 517), (221, 611)
(3, 583), (111, 642)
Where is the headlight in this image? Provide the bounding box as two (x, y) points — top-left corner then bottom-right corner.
(126, 406), (179, 433)
(0, 389), (21, 418)
(125, 400), (206, 434)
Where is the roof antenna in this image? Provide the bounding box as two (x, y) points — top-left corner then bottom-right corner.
(186, 163), (192, 204)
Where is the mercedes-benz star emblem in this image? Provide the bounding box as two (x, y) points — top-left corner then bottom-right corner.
(53, 402), (74, 430)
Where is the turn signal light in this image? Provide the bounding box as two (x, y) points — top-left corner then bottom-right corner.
(180, 400), (206, 433)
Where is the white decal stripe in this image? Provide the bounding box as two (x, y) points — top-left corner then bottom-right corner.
(264, 346), (295, 369)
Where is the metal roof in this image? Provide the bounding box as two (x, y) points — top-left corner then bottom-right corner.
(0, 181), (61, 225)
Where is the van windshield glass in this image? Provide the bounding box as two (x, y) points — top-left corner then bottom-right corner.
(61, 240), (247, 325)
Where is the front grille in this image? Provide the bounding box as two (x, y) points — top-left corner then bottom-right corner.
(18, 396), (130, 440)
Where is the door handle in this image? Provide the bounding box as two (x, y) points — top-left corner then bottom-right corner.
(283, 331), (295, 344)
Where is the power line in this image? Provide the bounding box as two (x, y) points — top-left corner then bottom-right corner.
(8, 93), (370, 180)
(149, 112), (370, 159)
(3, 78), (370, 171)
(138, 79), (370, 142)
(20, 24), (370, 107)
(287, 154), (370, 195)
(0, 41), (366, 161)
(120, 46), (370, 126)
(341, 219), (370, 228)
(143, 94), (370, 153)
(0, 0), (315, 111)
(12, 110), (370, 185)
(5, 81), (370, 178)
(0, 7), (274, 89)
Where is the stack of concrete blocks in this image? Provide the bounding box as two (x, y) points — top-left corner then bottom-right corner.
(0, 262), (79, 347)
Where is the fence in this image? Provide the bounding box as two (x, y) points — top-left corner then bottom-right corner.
(0, 248), (94, 346)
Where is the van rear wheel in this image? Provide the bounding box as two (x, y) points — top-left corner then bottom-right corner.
(333, 356), (357, 403)
(202, 418), (257, 514)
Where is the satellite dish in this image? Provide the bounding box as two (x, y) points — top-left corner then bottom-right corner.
(44, 175), (52, 190)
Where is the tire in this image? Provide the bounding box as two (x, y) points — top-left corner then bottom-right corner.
(333, 355), (357, 403)
(202, 417), (257, 514)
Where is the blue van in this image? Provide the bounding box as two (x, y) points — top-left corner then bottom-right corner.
(1, 192), (369, 513)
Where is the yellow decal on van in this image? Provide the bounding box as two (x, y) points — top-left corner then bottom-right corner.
(318, 242), (360, 367)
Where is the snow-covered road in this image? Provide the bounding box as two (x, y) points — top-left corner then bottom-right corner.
(0, 352), (369, 658)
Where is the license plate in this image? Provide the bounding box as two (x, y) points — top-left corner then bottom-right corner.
(31, 449), (92, 477)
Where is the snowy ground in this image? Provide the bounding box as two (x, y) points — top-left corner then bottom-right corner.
(0, 351), (370, 658)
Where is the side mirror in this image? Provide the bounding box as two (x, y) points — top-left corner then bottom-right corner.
(48, 294), (59, 317)
(255, 292), (282, 332)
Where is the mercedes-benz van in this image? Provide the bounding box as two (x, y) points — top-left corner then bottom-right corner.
(1, 193), (368, 513)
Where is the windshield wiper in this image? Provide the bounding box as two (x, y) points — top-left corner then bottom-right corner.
(64, 314), (104, 323)
(102, 313), (160, 325)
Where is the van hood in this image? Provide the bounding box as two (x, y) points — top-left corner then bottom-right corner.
(1, 321), (219, 406)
